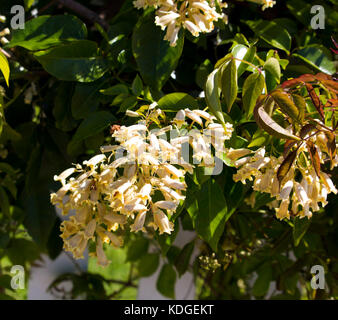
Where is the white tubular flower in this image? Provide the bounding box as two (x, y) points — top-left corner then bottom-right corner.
(173, 109), (186, 128)
(154, 200), (178, 211)
(130, 210), (147, 232)
(51, 106), (234, 265)
(275, 199), (290, 220)
(152, 208), (174, 234)
(54, 168), (76, 185)
(185, 108), (203, 125)
(83, 154), (106, 169)
(96, 237), (110, 267)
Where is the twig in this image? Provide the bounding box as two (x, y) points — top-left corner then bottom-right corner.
(57, 0), (109, 29)
(0, 47), (14, 60)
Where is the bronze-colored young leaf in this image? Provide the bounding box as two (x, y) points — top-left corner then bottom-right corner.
(324, 131), (337, 167)
(283, 140), (298, 158)
(307, 140), (321, 178)
(221, 59), (238, 113)
(277, 148), (298, 185)
(291, 93), (307, 123)
(299, 123), (317, 139)
(270, 90), (300, 122)
(305, 83), (324, 121)
(254, 102), (301, 141)
(321, 80), (338, 94)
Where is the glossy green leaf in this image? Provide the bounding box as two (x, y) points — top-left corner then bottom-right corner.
(221, 59), (238, 112)
(205, 69), (224, 124)
(264, 57), (281, 82)
(245, 20), (291, 54)
(196, 179), (229, 251)
(132, 12), (184, 91)
(231, 44), (256, 77)
(242, 72), (265, 118)
(7, 15), (87, 51)
(156, 264), (176, 299)
(157, 92), (198, 112)
(34, 40), (109, 82)
(293, 46), (336, 75)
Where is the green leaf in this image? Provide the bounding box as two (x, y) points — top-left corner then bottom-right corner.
(46, 217), (63, 260)
(7, 239), (40, 265)
(68, 111), (116, 149)
(132, 74), (143, 96)
(0, 186), (10, 217)
(231, 44), (256, 77)
(242, 72), (265, 118)
(156, 264), (176, 299)
(174, 241), (195, 277)
(100, 84), (129, 96)
(53, 83), (78, 132)
(221, 59), (238, 113)
(157, 93), (198, 112)
(71, 78), (108, 119)
(24, 0), (35, 10)
(126, 237), (149, 262)
(252, 262), (273, 297)
(195, 59), (213, 89)
(293, 46), (336, 75)
(7, 15), (87, 51)
(196, 179), (229, 251)
(0, 51), (10, 87)
(34, 40), (109, 82)
(264, 57), (281, 82)
(245, 20), (291, 54)
(88, 246), (137, 299)
(205, 69), (224, 124)
(293, 217), (311, 247)
(137, 253), (160, 278)
(132, 12), (184, 91)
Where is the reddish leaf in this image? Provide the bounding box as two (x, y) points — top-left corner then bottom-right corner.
(324, 131), (337, 166)
(277, 149), (298, 185)
(283, 140), (298, 158)
(321, 80), (338, 94)
(299, 123), (317, 139)
(305, 83), (324, 121)
(270, 90), (300, 122)
(307, 141), (321, 178)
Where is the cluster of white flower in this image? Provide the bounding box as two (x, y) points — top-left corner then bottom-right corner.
(133, 0), (277, 46)
(50, 107), (233, 266)
(231, 133), (338, 220)
(133, 0), (228, 46)
(248, 0), (276, 11)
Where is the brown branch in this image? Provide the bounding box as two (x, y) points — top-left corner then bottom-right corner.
(57, 0), (109, 29)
